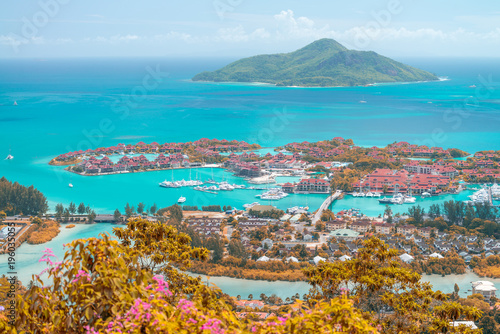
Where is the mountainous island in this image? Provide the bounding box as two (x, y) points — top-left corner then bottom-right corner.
(192, 39), (438, 87)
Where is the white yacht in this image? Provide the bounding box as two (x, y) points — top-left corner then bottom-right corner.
(219, 182), (235, 191)
(68, 183), (73, 188)
(468, 188), (489, 204)
(256, 188), (288, 200)
(178, 196), (186, 203)
(403, 195), (416, 204)
(421, 192), (431, 197)
(243, 202), (260, 209)
(366, 192), (374, 197)
(159, 180), (180, 188)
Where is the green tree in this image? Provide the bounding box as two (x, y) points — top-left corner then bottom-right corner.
(228, 239), (246, 259)
(63, 209), (70, 223)
(157, 204), (183, 223)
(124, 203), (134, 218)
(137, 202), (145, 215)
(150, 203), (157, 215)
(77, 202), (86, 215)
(384, 205), (393, 223)
(206, 235), (224, 263)
(478, 315), (496, 334)
(113, 209), (121, 222)
(55, 203), (64, 221)
(408, 205), (425, 225)
(87, 210), (96, 223)
(429, 204), (441, 219)
(68, 202), (77, 215)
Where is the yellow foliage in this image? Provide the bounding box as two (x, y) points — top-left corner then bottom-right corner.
(26, 220), (60, 244)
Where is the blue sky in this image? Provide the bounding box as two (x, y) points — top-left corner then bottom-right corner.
(1, 0), (499, 58)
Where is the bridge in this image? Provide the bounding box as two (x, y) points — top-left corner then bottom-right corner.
(312, 190), (343, 224)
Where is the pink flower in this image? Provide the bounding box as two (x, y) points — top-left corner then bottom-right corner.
(71, 269), (91, 283)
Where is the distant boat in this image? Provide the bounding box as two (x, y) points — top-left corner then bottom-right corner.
(469, 85), (476, 88)
(5, 148), (13, 160)
(359, 99), (367, 103)
(68, 183), (73, 188)
(13, 101), (18, 106)
(178, 196), (186, 203)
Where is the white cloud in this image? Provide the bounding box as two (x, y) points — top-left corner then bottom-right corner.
(215, 25), (270, 42)
(108, 34), (139, 42)
(273, 9), (330, 40)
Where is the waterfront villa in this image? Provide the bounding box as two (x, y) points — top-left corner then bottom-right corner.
(295, 178), (331, 193)
(472, 281), (497, 301)
(353, 168), (450, 195)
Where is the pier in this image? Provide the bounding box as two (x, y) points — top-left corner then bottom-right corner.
(312, 190), (343, 224)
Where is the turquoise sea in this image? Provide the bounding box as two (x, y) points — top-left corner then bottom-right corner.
(1, 57), (499, 215)
(1, 57), (499, 291)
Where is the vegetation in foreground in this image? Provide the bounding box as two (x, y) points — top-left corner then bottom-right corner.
(0, 212), (486, 334)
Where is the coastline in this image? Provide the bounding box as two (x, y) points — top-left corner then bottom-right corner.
(65, 164), (225, 177)
(190, 77), (442, 89)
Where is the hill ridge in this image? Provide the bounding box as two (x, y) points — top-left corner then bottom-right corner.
(192, 39), (438, 87)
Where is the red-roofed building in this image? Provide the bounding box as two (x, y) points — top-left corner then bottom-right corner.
(296, 178), (330, 193)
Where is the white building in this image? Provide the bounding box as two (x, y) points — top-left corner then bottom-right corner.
(399, 253), (414, 263)
(472, 281), (497, 301)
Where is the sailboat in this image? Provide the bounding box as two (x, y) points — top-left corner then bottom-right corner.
(359, 96), (367, 103)
(13, 101), (18, 106)
(5, 148), (13, 160)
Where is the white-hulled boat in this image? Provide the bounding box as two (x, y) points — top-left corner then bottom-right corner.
(5, 148), (13, 160)
(243, 202), (260, 209)
(159, 180), (180, 188)
(219, 182), (235, 191)
(178, 196), (186, 203)
(403, 196), (416, 204)
(421, 192), (431, 197)
(68, 183), (73, 188)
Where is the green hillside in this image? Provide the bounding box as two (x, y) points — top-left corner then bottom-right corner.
(192, 39), (438, 87)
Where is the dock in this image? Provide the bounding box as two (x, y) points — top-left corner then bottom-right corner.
(312, 190), (343, 224)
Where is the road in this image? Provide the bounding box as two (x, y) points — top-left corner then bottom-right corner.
(312, 190), (343, 224)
